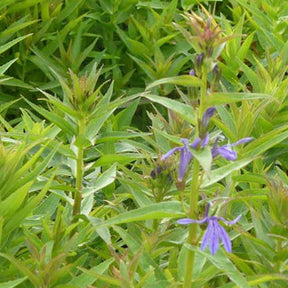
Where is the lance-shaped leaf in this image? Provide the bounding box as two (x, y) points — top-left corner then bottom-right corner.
(146, 75), (203, 90)
(82, 164), (117, 198)
(144, 94), (196, 125)
(96, 201), (184, 227)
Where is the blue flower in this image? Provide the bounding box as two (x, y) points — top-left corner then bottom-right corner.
(189, 69), (196, 76)
(212, 137), (253, 161)
(177, 209), (241, 255)
(161, 138), (192, 182)
(161, 108), (216, 181)
(201, 107), (216, 129)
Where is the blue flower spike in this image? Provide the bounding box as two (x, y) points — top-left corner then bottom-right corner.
(177, 206), (241, 255)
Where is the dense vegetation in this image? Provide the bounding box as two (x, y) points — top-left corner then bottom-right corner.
(0, 0), (288, 287)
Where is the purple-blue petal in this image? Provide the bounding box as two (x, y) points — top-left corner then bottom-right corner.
(161, 146), (181, 161)
(178, 217), (209, 225)
(201, 221), (213, 252)
(189, 69), (196, 76)
(190, 137), (201, 148)
(222, 214), (242, 225)
(178, 146), (192, 181)
(181, 138), (189, 146)
(177, 218), (197, 224)
(201, 133), (210, 148)
(210, 220), (220, 255)
(229, 137), (253, 147)
(202, 107), (216, 128)
(187, 214), (239, 256)
(217, 224), (232, 253)
(214, 146), (237, 161)
(190, 134), (209, 149)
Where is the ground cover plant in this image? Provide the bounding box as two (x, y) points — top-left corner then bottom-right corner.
(0, 0), (288, 287)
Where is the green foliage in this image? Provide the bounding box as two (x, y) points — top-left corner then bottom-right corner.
(0, 0), (288, 287)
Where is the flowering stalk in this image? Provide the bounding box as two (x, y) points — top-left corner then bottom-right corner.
(183, 55), (209, 288)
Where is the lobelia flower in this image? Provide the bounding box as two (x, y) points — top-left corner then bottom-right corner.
(212, 136), (253, 161)
(201, 107), (216, 130)
(161, 138), (192, 182)
(189, 69), (196, 76)
(177, 205), (241, 255)
(161, 107), (216, 181)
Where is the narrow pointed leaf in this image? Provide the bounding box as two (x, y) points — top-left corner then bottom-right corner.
(186, 245), (250, 288)
(146, 75), (202, 90)
(144, 94), (195, 124)
(97, 201), (184, 227)
(0, 277), (27, 288)
(82, 164), (117, 197)
(207, 92), (269, 105)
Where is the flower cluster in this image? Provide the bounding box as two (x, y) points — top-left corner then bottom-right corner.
(161, 107), (252, 182)
(161, 107), (252, 255)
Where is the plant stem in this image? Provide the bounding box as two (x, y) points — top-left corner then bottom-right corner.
(183, 159), (200, 288)
(183, 61), (207, 287)
(199, 64), (207, 117)
(72, 145), (84, 216)
(72, 118), (85, 217)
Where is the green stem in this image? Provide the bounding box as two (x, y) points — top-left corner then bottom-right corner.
(183, 159), (200, 288)
(73, 145), (84, 216)
(183, 62), (207, 287)
(72, 119), (86, 217)
(199, 65), (207, 117)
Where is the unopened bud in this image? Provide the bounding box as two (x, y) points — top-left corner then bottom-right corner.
(212, 64), (221, 86)
(189, 69), (196, 76)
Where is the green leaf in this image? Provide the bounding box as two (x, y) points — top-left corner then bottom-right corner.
(0, 253), (41, 287)
(186, 245), (250, 288)
(201, 158), (253, 188)
(237, 59), (260, 92)
(0, 77), (34, 89)
(0, 34), (32, 54)
(207, 92), (269, 105)
(0, 277), (27, 288)
(146, 75), (203, 90)
(14, 143), (58, 191)
(96, 131), (150, 143)
(0, 181), (32, 218)
(191, 146), (212, 176)
(114, 98), (140, 129)
(55, 0), (85, 23)
(24, 98), (76, 136)
(69, 259), (114, 287)
(0, 99), (19, 113)
(0, 59), (18, 75)
(88, 217), (111, 245)
(78, 267), (122, 287)
(98, 201), (184, 227)
(116, 26), (150, 57)
(3, 171), (55, 245)
(82, 164), (117, 198)
(86, 92), (141, 143)
(244, 126), (288, 158)
(144, 94), (196, 125)
(238, 32), (255, 61)
(93, 153), (145, 167)
(37, 88), (81, 119)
